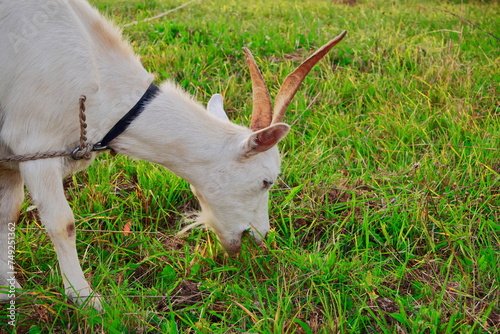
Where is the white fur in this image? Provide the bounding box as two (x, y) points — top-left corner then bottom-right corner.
(0, 0), (289, 310)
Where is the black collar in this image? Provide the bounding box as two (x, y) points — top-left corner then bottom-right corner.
(93, 82), (161, 152)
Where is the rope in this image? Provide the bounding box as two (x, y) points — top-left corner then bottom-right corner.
(72, 95), (93, 160)
(0, 95), (94, 163)
(78, 96), (88, 150)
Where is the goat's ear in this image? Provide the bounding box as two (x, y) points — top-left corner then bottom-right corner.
(243, 123), (290, 157)
(207, 94), (229, 121)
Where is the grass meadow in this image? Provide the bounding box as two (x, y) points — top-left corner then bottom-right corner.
(1, 0), (500, 332)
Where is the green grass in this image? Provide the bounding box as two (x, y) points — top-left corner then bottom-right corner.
(1, 0), (500, 333)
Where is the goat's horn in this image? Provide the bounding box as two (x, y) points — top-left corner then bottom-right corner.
(271, 30), (347, 125)
(243, 47), (273, 131)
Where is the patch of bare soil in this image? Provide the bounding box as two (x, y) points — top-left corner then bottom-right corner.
(157, 279), (207, 312)
(332, 0), (357, 5)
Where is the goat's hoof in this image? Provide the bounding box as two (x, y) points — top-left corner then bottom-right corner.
(81, 295), (102, 312)
(67, 289), (103, 312)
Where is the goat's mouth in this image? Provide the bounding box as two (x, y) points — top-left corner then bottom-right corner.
(213, 226), (270, 254)
(177, 211), (268, 253)
(220, 236), (243, 254)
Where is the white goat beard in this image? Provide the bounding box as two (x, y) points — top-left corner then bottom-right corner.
(176, 211), (209, 236)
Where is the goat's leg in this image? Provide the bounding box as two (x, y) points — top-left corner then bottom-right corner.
(0, 168), (24, 300)
(19, 160), (102, 310)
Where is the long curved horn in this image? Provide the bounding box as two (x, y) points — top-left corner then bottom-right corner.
(271, 30), (347, 125)
(243, 47), (273, 131)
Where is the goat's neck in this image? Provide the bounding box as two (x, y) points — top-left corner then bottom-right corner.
(110, 83), (248, 184)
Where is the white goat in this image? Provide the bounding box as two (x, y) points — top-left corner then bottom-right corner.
(0, 0), (346, 310)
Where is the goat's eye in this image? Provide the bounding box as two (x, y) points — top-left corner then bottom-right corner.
(262, 180), (273, 189)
